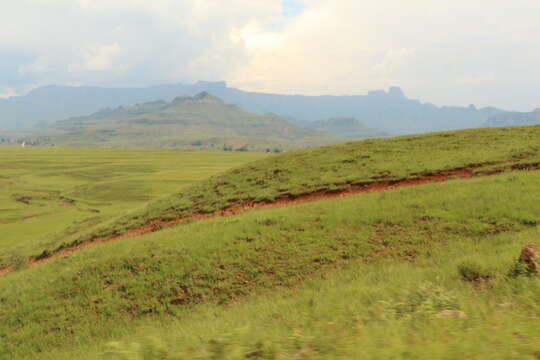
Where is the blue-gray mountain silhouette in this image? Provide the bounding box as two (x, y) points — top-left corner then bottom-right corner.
(1, 81), (505, 134)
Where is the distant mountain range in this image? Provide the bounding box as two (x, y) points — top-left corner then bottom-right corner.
(0, 81), (508, 134)
(485, 109), (540, 127)
(293, 117), (390, 139)
(10, 92), (348, 151)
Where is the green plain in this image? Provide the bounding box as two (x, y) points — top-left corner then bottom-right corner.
(0, 146), (266, 267)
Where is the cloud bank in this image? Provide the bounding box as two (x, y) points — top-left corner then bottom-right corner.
(1, 0), (539, 110)
(0, 0), (281, 93)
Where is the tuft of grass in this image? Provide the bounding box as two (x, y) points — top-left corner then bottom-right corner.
(508, 261), (532, 278)
(508, 260), (540, 278)
(457, 261), (495, 282)
(390, 283), (461, 317)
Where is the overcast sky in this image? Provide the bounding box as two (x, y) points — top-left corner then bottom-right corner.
(1, 0), (539, 110)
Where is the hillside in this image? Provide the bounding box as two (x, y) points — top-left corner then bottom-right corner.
(486, 109), (540, 127)
(1, 126), (540, 359)
(50, 125), (540, 253)
(0, 82), (506, 134)
(294, 117), (390, 139)
(2, 125), (540, 271)
(14, 92), (341, 151)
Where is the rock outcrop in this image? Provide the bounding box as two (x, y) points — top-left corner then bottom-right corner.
(518, 243), (539, 275)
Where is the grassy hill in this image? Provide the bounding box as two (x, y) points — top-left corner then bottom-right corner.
(486, 109), (540, 127)
(26, 124), (540, 261)
(293, 117), (390, 138)
(11, 92), (341, 151)
(1, 126), (540, 359)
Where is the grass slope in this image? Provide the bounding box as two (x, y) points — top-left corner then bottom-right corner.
(295, 117), (390, 139)
(13, 93), (341, 151)
(20, 125), (540, 268)
(2, 126), (540, 359)
(97, 231), (540, 360)
(1, 170), (539, 359)
(0, 147), (265, 267)
(486, 110), (540, 127)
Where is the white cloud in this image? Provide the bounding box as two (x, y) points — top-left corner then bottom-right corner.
(0, 87), (19, 99)
(372, 49), (416, 75)
(0, 0), (539, 110)
(456, 75), (496, 86)
(0, 0), (282, 88)
(239, 22), (286, 50)
(230, 0), (540, 110)
(77, 43), (125, 72)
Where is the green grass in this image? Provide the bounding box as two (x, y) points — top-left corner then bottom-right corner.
(26, 125), (540, 269)
(0, 147), (266, 267)
(1, 170), (539, 359)
(2, 126), (540, 359)
(94, 233), (540, 360)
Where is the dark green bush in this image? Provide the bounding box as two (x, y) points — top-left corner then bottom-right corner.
(457, 261), (494, 282)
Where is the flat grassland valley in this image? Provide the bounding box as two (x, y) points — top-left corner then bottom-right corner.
(1, 125), (540, 359)
(0, 148), (265, 268)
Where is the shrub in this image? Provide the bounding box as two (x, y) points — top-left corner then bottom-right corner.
(508, 261), (532, 278)
(457, 261), (494, 282)
(236, 145), (249, 152)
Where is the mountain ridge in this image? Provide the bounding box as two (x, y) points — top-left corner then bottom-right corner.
(1, 81), (507, 134)
(485, 108), (540, 127)
(15, 92), (343, 151)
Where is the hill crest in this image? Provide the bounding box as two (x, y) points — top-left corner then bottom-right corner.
(0, 81), (507, 134)
(17, 92), (341, 151)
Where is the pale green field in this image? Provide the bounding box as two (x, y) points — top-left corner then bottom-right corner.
(0, 146), (266, 267)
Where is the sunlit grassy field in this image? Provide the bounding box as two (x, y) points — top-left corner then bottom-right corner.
(0, 146), (266, 267)
(2, 170), (540, 359)
(1, 127), (539, 359)
(96, 228), (540, 360)
(21, 125), (540, 271)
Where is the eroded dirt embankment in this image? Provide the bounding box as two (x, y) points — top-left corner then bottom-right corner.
(1, 161), (539, 277)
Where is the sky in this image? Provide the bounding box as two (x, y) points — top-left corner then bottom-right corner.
(0, 0), (539, 111)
